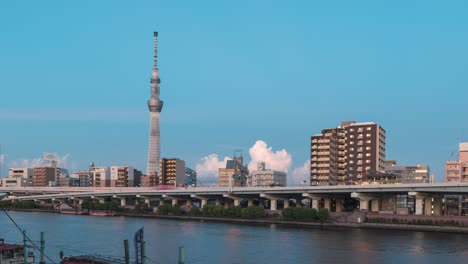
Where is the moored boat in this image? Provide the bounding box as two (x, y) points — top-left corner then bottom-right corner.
(89, 210), (116, 216)
(0, 238), (35, 264)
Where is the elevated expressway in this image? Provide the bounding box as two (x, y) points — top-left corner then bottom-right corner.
(1, 183), (468, 215)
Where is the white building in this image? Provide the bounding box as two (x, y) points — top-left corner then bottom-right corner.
(110, 166), (135, 187)
(7, 168), (34, 187)
(250, 162), (287, 187)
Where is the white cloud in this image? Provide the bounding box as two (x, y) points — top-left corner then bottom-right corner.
(289, 159), (310, 186)
(247, 140), (292, 173)
(8, 153), (71, 169)
(195, 154), (230, 185)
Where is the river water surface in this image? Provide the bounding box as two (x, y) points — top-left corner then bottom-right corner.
(1, 211), (468, 263)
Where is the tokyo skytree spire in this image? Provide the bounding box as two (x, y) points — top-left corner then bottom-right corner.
(146, 32), (164, 176)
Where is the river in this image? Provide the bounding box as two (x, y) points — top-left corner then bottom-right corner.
(1, 211), (468, 263)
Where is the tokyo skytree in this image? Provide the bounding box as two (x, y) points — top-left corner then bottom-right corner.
(146, 32), (164, 176)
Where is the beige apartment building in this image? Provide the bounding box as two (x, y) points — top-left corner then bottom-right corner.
(218, 156), (248, 187)
(250, 162), (287, 187)
(110, 166), (135, 187)
(311, 121), (386, 185)
(159, 158), (185, 187)
(445, 143), (468, 182)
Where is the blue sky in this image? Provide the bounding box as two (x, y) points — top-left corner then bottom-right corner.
(0, 1), (467, 183)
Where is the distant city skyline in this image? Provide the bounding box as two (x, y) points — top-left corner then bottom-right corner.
(1, 1), (468, 184)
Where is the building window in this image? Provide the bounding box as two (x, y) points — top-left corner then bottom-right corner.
(366, 159), (371, 163)
(366, 133), (371, 137)
(366, 153), (371, 157)
(350, 141), (354, 145)
(350, 135), (355, 138)
(367, 127), (372, 131)
(349, 160), (354, 164)
(366, 140), (371, 144)
(366, 146), (371, 150)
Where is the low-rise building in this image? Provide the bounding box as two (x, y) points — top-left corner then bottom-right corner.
(70, 171), (92, 187)
(185, 167), (197, 187)
(445, 143), (468, 183)
(8, 168), (34, 187)
(250, 162), (287, 187)
(382, 161), (431, 184)
(218, 155), (248, 187)
(140, 174), (157, 187)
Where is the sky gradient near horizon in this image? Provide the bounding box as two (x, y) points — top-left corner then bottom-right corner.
(1, 1), (468, 184)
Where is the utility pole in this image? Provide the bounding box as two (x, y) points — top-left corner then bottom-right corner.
(39, 232), (45, 264)
(124, 239), (130, 264)
(23, 230), (28, 264)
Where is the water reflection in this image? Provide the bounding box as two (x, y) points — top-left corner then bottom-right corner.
(1, 212), (468, 264)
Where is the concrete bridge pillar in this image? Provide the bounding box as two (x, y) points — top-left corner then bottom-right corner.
(310, 199), (319, 209)
(433, 197), (442, 216)
(247, 199), (254, 207)
(424, 197), (432, 215)
(145, 198), (151, 206)
(186, 199), (192, 206)
(296, 199), (303, 208)
(371, 199), (380, 212)
(335, 199), (343, 212)
(120, 198), (127, 207)
(234, 199), (240, 207)
(351, 192), (377, 212)
(224, 202), (229, 209)
(323, 198), (331, 211)
(270, 199), (278, 211)
(283, 199), (290, 209)
(172, 199), (178, 206)
(215, 199), (221, 206)
(415, 196), (424, 215)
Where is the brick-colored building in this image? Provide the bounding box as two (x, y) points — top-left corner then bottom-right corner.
(311, 121), (386, 185)
(32, 167), (56, 187)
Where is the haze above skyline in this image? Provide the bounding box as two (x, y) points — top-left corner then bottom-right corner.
(1, 1), (467, 183)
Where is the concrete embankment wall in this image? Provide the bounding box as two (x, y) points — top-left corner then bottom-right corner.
(366, 213), (468, 226)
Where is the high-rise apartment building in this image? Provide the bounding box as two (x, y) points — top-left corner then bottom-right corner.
(110, 166), (135, 187)
(159, 158), (185, 187)
(89, 164), (110, 187)
(32, 167), (56, 187)
(311, 121), (386, 185)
